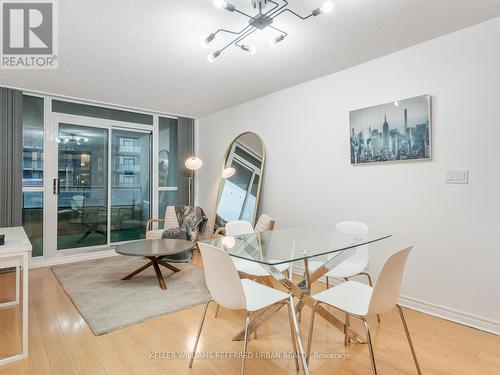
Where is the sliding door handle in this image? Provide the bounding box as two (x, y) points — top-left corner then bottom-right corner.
(53, 178), (60, 194)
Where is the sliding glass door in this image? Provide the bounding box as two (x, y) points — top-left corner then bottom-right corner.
(47, 115), (152, 255)
(20, 94), (195, 261)
(111, 129), (151, 242)
(56, 123), (108, 250)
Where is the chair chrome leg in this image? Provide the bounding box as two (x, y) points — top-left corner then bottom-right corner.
(287, 300), (300, 371)
(189, 299), (213, 368)
(362, 272), (373, 287)
(344, 313), (351, 346)
(214, 304), (220, 318)
(361, 273), (381, 323)
(241, 313), (251, 375)
(362, 319), (378, 375)
(306, 302), (319, 364)
(397, 305), (422, 375)
(288, 296), (310, 375)
(325, 276), (329, 289)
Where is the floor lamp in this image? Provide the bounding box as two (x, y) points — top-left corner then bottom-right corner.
(185, 156), (203, 206)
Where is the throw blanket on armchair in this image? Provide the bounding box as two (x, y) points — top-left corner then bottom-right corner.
(161, 206), (207, 263)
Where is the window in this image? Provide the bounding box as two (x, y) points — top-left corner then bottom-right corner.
(23, 96), (44, 187)
(157, 117), (179, 227)
(22, 95), (44, 256)
(52, 100), (154, 125)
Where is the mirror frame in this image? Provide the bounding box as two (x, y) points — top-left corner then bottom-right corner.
(210, 131), (266, 234)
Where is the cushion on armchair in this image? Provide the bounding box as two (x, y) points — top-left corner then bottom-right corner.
(160, 228), (193, 263)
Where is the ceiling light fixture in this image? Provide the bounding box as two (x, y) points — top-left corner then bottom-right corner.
(56, 135), (89, 145)
(205, 0), (334, 61)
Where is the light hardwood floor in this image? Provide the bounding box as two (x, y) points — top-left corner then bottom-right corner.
(0, 254), (499, 375)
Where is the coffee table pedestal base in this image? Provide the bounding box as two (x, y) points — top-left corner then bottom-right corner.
(122, 256), (181, 290)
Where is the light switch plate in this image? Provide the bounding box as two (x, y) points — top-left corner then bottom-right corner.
(445, 169), (469, 184)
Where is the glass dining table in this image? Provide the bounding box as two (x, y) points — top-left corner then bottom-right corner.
(202, 226), (391, 375)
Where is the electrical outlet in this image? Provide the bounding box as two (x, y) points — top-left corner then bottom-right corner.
(445, 169), (469, 184)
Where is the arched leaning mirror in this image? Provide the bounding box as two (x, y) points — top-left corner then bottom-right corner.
(211, 132), (265, 235)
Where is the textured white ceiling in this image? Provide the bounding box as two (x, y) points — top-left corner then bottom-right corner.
(1, 0), (500, 117)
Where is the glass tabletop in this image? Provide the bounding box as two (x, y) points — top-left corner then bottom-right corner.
(200, 226), (391, 265)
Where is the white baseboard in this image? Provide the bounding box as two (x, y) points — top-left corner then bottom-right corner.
(399, 295), (500, 336)
(29, 249), (119, 268)
(291, 266), (500, 336)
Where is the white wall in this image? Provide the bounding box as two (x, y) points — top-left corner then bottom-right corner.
(197, 17), (500, 334)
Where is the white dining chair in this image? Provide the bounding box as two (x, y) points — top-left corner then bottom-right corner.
(226, 220), (290, 277)
(190, 243), (300, 375)
(308, 221), (380, 322)
(214, 220), (291, 321)
(309, 221), (373, 287)
(253, 214), (275, 232)
(306, 246), (421, 375)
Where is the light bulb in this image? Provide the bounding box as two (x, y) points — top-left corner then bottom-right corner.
(312, 0), (334, 16)
(202, 33), (216, 48)
(185, 156), (203, 170)
(320, 1), (334, 14)
(240, 45), (256, 54)
(221, 236), (236, 249)
(207, 51), (220, 62)
(270, 34), (286, 47)
(213, 0), (227, 9)
(222, 167), (236, 179)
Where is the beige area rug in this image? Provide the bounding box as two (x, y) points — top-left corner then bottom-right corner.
(51, 255), (210, 335)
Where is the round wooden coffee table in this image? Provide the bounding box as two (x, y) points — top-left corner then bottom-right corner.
(116, 239), (194, 290)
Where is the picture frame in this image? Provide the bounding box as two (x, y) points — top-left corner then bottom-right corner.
(350, 95), (432, 165)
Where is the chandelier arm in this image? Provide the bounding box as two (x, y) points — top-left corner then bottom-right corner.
(233, 28), (257, 47)
(263, 0), (280, 16)
(271, 8), (313, 21)
(234, 8), (256, 19)
(234, 28), (258, 47)
(269, 25), (288, 36)
(214, 24), (252, 37)
(218, 27), (256, 54)
(265, 0), (289, 18)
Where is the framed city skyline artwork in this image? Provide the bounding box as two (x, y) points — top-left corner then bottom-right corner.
(350, 95), (431, 164)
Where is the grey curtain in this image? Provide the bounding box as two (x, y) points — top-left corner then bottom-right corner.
(0, 87), (23, 227)
(177, 117), (195, 206)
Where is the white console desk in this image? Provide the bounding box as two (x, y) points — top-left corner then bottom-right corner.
(0, 227), (31, 365)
